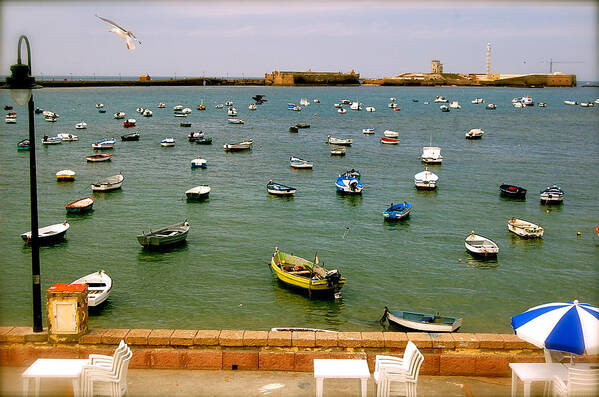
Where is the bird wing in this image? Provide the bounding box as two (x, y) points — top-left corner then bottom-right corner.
(125, 36), (135, 50)
(95, 14), (129, 33)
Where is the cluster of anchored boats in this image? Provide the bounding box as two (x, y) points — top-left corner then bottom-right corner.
(10, 94), (575, 328)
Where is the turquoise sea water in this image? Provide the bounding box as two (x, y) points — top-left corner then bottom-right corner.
(1, 85), (598, 333)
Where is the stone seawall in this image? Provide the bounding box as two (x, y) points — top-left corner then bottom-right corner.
(37, 78), (266, 88)
(2, 327), (597, 375)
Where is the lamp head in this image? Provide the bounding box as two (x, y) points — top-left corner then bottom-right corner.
(4, 63), (38, 106)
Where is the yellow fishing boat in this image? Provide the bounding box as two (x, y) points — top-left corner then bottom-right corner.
(270, 247), (345, 298)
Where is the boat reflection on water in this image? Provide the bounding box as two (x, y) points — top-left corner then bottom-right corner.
(463, 256), (499, 269)
(336, 192), (363, 206)
(509, 232), (544, 247)
(136, 240), (189, 258)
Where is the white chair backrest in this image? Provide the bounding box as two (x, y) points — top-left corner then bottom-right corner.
(408, 350), (424, 381)
(401, 341), (418, 371)
(567, 367), (599, 396)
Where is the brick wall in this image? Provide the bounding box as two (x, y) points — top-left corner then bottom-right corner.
(2, 327), (597, 376)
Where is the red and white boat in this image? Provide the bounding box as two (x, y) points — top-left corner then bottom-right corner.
(123, 118), (136, 128)
(85, 153), (113, 162)
(380, 137), (400, 145)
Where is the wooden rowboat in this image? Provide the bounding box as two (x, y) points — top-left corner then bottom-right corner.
(137, 220), (190, 248)
(21, 222), (69, 245)
(65, 197), (94, 214)
(86, 153), (112, 162)
(270, 247), (345, 299)
(508, 218), (544, 238)
(70, 270), (112, 307)
(381, 306), (462, 332)
(92, 174), (124, 192)
(380, 137), (400, 145)
(465, 232), (499, 257)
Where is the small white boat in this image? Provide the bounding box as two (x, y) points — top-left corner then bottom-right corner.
(266, 180), (296, 196)
(92, 174), (124, 192)
(389, 97), (397, 101)
(42, 110), (59, 118)
(384, 130), (399, 138)
(56, 169), (76, 181)
(225, 101), (233, 106)
(174, 113), (188, 118)
(486, 103), (497, 110)
(5, 117), (16, 124)
(228, 118), (244, 124)
(465, 232), (499, 257)
(157, 103), (166, 108)
(381, 307), (462, 333)
(123, 118), (136, 127)
(337, 108), (347, 114)
(513, 102), (524, 108)
(114, 112), (126, 119)
(449, 101), (461, 109)
(421, 146), (443, 164)
(330, 146), (346, 156)
(95, 104), (104, 109)
(341, 99), (352, 104)
(313, 99), (320, 103)
(538, 102), (547, 107)
(160, 137), (176, 147)
(173, 105), (183, 111)
(185, 185), (211, 200)
(299, 98), (310, 107)
(540, 185), (564, 204)
(508, 218), (544, 238)
(75, 122), (87, 129)
(57, 133), (78, 141)
(227, 107), (238, 116)
(350, 102), (362, 111)
(326, 135), (352, 146)
(42, 136), (62, 145)
(92, 138), (116, 149)
(465, 129), (484, 139)
(182, 107), (192, 114)
(290, 156), (313, 169)
(440, 105), (450, 112)
(434, 96), (448, 103)
(248, 103), (257, 110)
(564, 99), (578, 106)
(44, 116), (57, 122)
(580, 102), (595, 107)
(223, 140), (253, 151)
(471, 98), (484, 104)
(414, 168), (438, 190)
(21, 222), (70, 244)
(142, 109), (153, 117)
(215, 104), (224, 109)
(362, 128), (375, 135)
(190, 157), (207, 168)
(70, 270), (112, 307)
(521, 96), (534, 106)
(365, 106), (376, 112)
(388, 102), (398, 108)
(334, 103), (342, 108)
(136, 107), (144, 113)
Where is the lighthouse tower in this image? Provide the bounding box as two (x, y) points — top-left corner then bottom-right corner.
(486, 43), (491, 76)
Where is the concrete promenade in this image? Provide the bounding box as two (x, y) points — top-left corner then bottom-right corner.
(2, 366), (519, 396)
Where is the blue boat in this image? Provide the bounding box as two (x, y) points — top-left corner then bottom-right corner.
(540, 184), (565, 204)
(335, 174), (363, 194)
(383, 202), (412, 220)
(98, 109), (106, 113)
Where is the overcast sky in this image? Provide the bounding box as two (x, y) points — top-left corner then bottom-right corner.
(1, 1), (597, 80)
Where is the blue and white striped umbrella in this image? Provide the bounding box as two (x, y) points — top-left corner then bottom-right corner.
(511, 300), (599, 355)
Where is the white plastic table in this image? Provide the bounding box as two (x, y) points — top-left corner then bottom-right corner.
(509, 363), (567, 397)
(314, 359), (370, 397)
(22, 358), (89, 397)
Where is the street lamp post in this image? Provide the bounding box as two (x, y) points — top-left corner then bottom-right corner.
(2, 35), (43, 332)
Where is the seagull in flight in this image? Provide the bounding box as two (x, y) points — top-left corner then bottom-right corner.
(95, 14), (141, 50)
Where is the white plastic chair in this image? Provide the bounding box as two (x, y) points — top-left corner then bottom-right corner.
(374, 341), (420, 397)
(81, 347), (132, 397)
(88, 340), (128, 371)
(552, 367), (599, 397)
(377, 349), (424, 397)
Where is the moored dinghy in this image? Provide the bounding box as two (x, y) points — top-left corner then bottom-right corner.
(137, 220), (190, 248)
(267, 180), (296, 196)
(86, 153), (112, 162)
(92, 138), (116, 149)
(335, 172), (363, 194)
(421, 146), (443, 164)
(507, 218), (544, 238)
(17, 139), (30, 150)
(190, 157), (207, 168)
(540, 184), (564, 204)
(270, 247), (345, 299)
(414, 168), (439, 190)
(330, 146), (346, 156)
(380, 306), (462, 332)
(21, 222), (70, 245)
(464, 231), (499, 257)
(92, 173), (124, 192)
(380, 137), (399, 145)
(56, 169), (76, 181)
(223, 139), (253, 151)
(465, 129), (484, 139)
(185, 186), (211, 200)
(290, 156), (313, 169)
(121, 131), (140, 141)
(70, 270), (112, 307)
(326, 135), (352, 146)
(65, 197), (94, 213)
(383, 202), (412, 220)
(500, 184), (527, 199)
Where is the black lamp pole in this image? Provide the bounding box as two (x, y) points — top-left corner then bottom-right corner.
(4, 35), (43, 332)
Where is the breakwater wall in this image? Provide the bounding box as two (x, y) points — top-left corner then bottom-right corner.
(4, 327), (597, 376)
(37, 78), (266, 88)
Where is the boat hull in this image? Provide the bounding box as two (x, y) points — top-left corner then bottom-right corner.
(137, 221), (190, 248)
(500, 185), (527, 199)
(86, 154), (112, 162)
(21, 222), (69, 245)
(507, 218), (544, 238)
(65, 197), (94, 214)
(387, 310), (462, 332)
